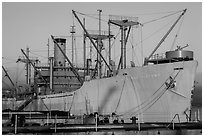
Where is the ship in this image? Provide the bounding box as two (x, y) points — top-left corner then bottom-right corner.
(2, 9), (200, 133)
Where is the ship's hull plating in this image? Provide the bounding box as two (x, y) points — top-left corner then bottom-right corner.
(3, 60), (198, 123)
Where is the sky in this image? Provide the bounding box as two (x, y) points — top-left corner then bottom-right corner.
(2, 2), (202, 91)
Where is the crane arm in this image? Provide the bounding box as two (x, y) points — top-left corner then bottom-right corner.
(51, 35), (83, 85)
(144, 9), (187, 65)
(72, 10), (112, 72)
(2, 66), (16, 88)
(21, 49), (48, 86)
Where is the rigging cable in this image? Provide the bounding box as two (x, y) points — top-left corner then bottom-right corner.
(75, 10), (183, 24)
(30, 49), (54, 52)
(113, 16), (178, 64)
(72, 12), (75, 26)
(120, 69), (181, 117)
(39, 97), (50, 111)
(29, 51), (49, 64)
(2, 80), (12, 89)
(74, 10), (108, 23)
(74, 10), (181, 67)
(29, 51), (47, 59)
(136, 16), (179, 47)
(132, 69), (181, 116)
(14, 64), (25, 83)
(2, 57), (17, 62)
(142, 10), (182, 25)
(15, 62), (19, 86)
(68, 92), (76, 112)
(129, 32), (140, 66)
(2, 61), (16, 65)
(114, 77), (126, 113)
(111, 29), (121, 61)
(75, 37), (78, 66)
(140, 24), (144, 64)
(131, 27), (134, 63)
(89, 40), (92, 63)
(132, 9), (183, 16)
(136, 70), (182, 116)
(170, 15), (185, 51)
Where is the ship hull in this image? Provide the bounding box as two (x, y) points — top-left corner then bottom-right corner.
(3, 60), (198, 123)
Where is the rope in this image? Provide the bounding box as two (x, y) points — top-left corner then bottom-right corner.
(135, 16), (178, 47)
(75, 10), (108, 23)
(132, 10), (183, 16)
(129, 36), (140, 66)
(68, 92), (76, 112)
(111, 29), (120, 48)
(39, 97), (50, 111)
(30, 49), (53, 52)
(114, 78), (126, 113)
(141, 25), (144, 64)
(3, 57), (19, 62)
(15, 63), (19, 86)
(2, 80), (12, 89)
(75, 10), (183, 24)
(74, 10), (181, 67)
(120, 69), (181, 117)
(2, 61), (16, 65)
(138, 69), (181, 114)
(131, 27), (134, 62)
(170, 15), (185, 51)
(29, 51), (47, 59)
(142, 10), (182, 25)
(72, 12), (75, 26)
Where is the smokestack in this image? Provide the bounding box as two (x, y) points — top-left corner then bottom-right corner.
(54, 38), (66, 67)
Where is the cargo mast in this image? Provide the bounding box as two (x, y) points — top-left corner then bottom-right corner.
(109, 15), (139, 69)
(72, 10), (113, 77)
(144, 9), (187, 65)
